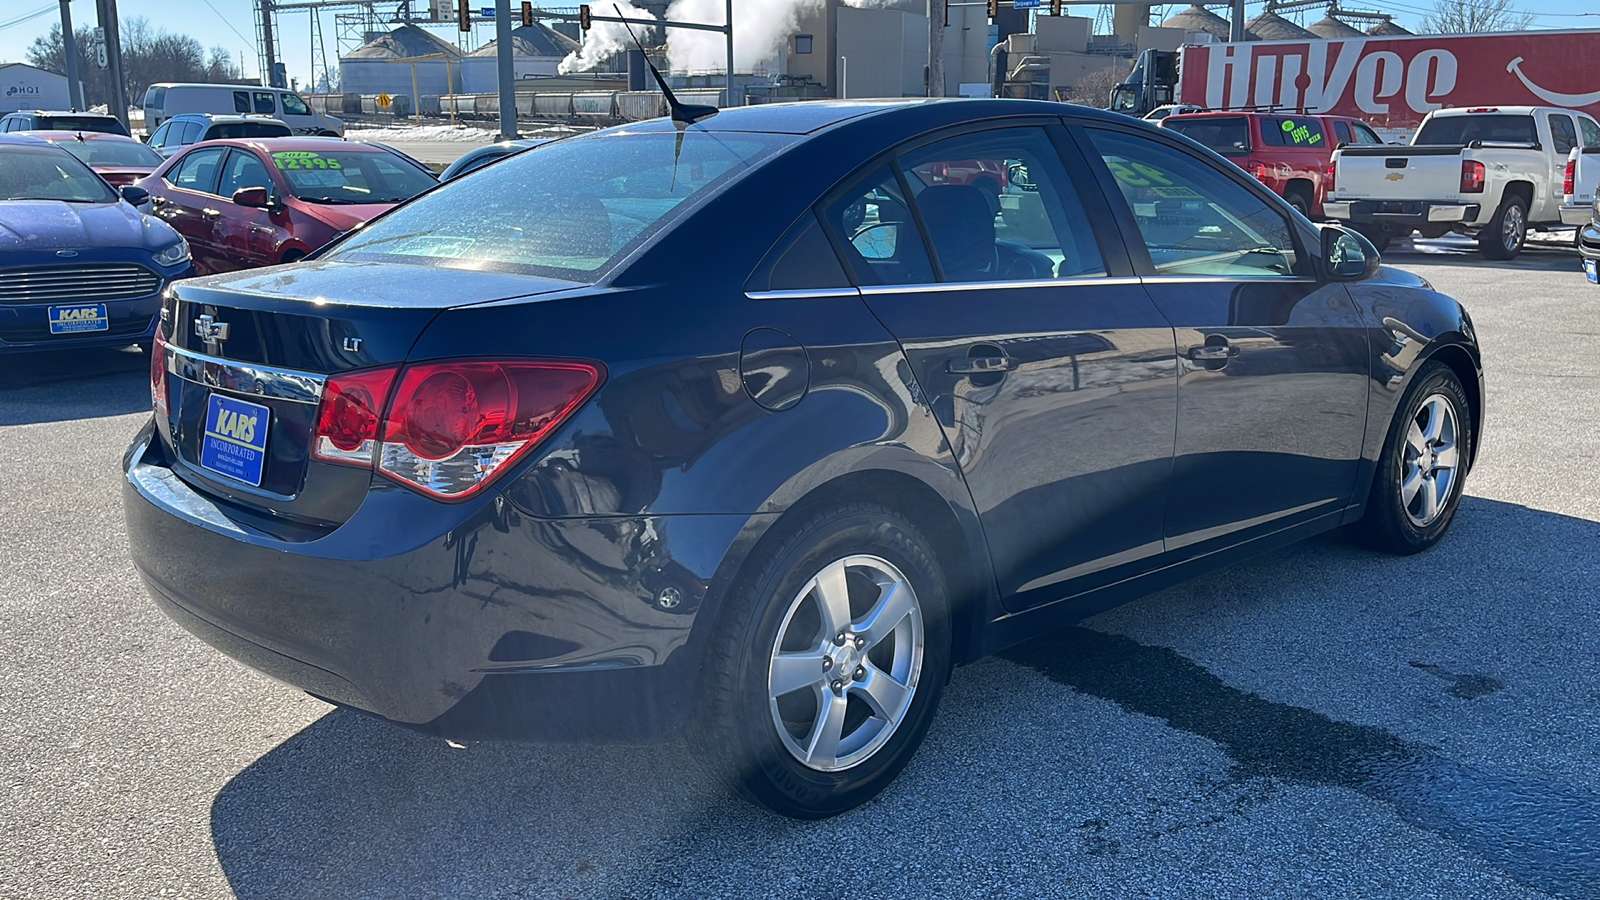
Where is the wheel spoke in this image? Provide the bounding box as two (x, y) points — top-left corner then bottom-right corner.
(857, 579), (915, 649)
(1401, 467), (1424, 505)
(1420, 474), (1441, 522)
(1434, 442), (1459, 470)
(1419, 399), (1443, 442)
(811, 559), (854, 637)
(770, 650), (830, 699)
(1405, 422), (1428, 456)
(855, 663), (911, 721)
(804, 690), (849, 765)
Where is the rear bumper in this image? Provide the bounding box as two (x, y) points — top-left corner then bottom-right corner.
(1324, 199), (1482, 228)
(122, 423), (752, 740)
(1579, 224), (1600, 262)
(1560, 205), (1594, 227)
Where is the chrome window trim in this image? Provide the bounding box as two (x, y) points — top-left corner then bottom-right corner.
(165, 343), (326, 405)
(859, 276), (1141, 295)
(749, 275), (1314, 300)
(1141, 275), (1318, 284)
(745, 287), (861, 301)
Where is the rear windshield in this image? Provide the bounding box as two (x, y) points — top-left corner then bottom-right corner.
(1164, 117), (1250, 156)
(56, 138), (164, 168)
(39, 115), (125, 135)
(0, 145), (119, 203)
(205, 122), (292, 140)
(1415, 114), (1537, 146)
(329, 131), (788, 281)
(268, 148), (436, 204)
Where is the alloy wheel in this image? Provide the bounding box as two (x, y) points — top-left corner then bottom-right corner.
(1503, 204), (1526, 251)
(1401, 393), (1461, 527)
(767, 555), (924, 773)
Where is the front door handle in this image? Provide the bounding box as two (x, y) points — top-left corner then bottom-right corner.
(947, 356), (1018, 374)
(202, 208), (221, 219)
(1186, 345), (1239, 361)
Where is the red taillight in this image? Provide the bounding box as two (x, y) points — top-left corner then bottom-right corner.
(1564, 158), (1576, 197)
(149, 324), (168, 416)
(1253, 162), (1269, 183)
(1326, 158), (1336, 193)
(1460, 160), (1485, 193)
(314, 365), (399, 465)
(307, 359), (603, 500)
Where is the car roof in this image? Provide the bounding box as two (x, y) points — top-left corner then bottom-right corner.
(0, 133), (52, 146)
(186, 136), (387, 154)
(4, 110), (117, 118)
(170, 113), (289, 124)
(27, 130), (142, 142)
(1424, 106), (1553, 117)
(609, 97), (1127, 136)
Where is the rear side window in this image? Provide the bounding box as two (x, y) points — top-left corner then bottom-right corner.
(253, 92), (277, 115)
(233, 91), (250, 114)
(821, 166), (935, 286)
(178, 120), (204, 145)
(1416, 114), (1537, 145)
(1550, 115), (1579, 155)
(749, 212), (850, 293)
(1260, 117), (1326, 149)
(330, 132), (783, 281)
(1164, 117), (1250, 156)
(1086, 128), (1301, 279)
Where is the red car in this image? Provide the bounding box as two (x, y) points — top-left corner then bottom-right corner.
(1161, 111), (1386, 218)
(137, 137), (437, 274)
(33, 130), (166, 188)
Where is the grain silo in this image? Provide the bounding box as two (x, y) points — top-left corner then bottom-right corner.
(339, 24), (464, 99)
(461, 23), (581, 92)
(1245, 10), (1317, 41)
(1307, 15), (1366, 38)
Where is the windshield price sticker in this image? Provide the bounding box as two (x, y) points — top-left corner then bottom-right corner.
(272, 151), (342, 170)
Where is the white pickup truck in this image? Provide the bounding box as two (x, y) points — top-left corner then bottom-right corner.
(1325, 106), (1600, 260)
(1562, 144), (1600, 229)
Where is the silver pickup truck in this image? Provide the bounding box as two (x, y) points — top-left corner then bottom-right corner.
(1325, 106), (1600, 260)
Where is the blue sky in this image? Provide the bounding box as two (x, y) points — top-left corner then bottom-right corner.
(1, 0), (1595, 91)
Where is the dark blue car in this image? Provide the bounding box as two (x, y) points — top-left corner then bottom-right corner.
(123, 100), (1482, 818)
(0, 134), (193, 352)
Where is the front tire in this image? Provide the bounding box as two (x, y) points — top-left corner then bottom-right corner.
(1351, 362), (1473, 554)
(1479, 195), (1527, 260)
(697, 503), (952, 818)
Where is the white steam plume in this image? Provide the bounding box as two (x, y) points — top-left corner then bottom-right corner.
(558, 1), (660, 75)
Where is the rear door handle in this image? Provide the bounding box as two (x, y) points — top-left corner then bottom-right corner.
(1187, 345), (1240, 361)
(948, 356), (1018, 374)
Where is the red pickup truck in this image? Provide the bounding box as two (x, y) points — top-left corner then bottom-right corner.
(1161, 111), (1386, 218)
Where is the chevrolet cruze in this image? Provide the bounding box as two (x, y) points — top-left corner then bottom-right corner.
(124, 100), (1482, 818)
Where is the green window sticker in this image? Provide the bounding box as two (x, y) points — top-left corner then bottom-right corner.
(271, 151), (341, 170)
(1280, 120), (1323, 146)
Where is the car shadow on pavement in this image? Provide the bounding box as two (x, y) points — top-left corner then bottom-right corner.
(1386, 237), (1582, 274)
(0, 345), (152, 425)
(208, 496), (1600, 899)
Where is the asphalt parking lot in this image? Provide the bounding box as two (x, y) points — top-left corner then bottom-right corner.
(3, 236), (1597, 899)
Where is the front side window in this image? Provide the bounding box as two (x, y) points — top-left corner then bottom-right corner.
(149, 122), (172, 147)
(169, 147), (227, 194)
(0, 146), (119, 202)
(1333, 121), (1352, 145)
(1581, 117), (1600, 149)
(233, 91), (251, 114)
(820, 166), (934, 286)
(253, 92), (277, 115)
(1352, 122), (1384, 144)
(144, 85), (167, 108)
(219, 150), (274, 199)
(281, 92), (312, 116)
(898, 126), (1105, 281)
(1087, 128), (1300, 279)
(331, 132), (783, 281)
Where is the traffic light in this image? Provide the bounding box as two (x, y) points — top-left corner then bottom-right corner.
(987, 0), (998, 19)
(1050, 0), (1061, 13)
(521, 0), (533, 26)
(579, 4), (592, 30)
(458, 0), (470, 31)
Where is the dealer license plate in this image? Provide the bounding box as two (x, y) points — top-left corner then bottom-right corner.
(200, 394), (271, 487)
(1585, 259), (1598, 284)
(48, 303), (108, 334)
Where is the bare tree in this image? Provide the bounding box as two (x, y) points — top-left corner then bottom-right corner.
(1421, 0), (1534, 34)
(27, 18), (243, 111)
(1064, 66), (1127, 110)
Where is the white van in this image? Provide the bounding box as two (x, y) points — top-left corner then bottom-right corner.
(142, 84), (343, 137)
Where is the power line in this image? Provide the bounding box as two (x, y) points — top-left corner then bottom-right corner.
(0, 4), (56, 33)
(195, 0), (258, 49)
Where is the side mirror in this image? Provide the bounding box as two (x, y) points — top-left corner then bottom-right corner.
(120, 185), (149, 207)
(1322, 225), (1381, 281)
(232, 186), (275, 209)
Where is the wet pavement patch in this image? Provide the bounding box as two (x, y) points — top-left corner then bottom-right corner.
(1004, 627), (1600, 898)
(1410, 661), (1506, 700)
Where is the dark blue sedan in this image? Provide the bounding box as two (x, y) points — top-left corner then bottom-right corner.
(0, 134), (194, 352)
(123, 100), (1482, 818)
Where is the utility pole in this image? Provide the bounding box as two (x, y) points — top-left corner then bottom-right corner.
(725, 0), (737, 107)
(495, 0), (515, 139)
(58, 0), (84, 110)
(94, 0), (128, 130)
(928, 0), (945, 98)
(1229, 0), (1245, 41)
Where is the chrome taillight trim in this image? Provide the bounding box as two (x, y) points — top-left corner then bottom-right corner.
(165, 343), (326, 405)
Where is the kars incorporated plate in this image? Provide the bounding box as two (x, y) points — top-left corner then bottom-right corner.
(48, 303), (109, 334)
(1585, 258), (1598, 284)
(200, 394), (271, 487)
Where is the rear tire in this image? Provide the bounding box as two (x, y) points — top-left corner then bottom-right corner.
(1354, 224), (1392, 253)
(1351, 362), (1473, 555)
(1285, 188), (1312, 219)
(695, 503), (952, 819)
(1479, 195), (1527, 260)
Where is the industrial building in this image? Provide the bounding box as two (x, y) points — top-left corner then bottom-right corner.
(0, 63), (70, 115)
